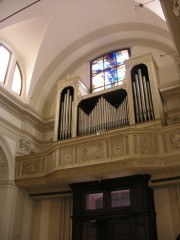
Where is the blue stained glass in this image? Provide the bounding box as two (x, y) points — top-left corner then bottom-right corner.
(104, 67), (118, 89)
(117, 65), (126, 80)
(104, 52), (116, 68)
(105, 67), (118, 84)
(92, 72), (104, 89)
(92, 57), (103, 75)
(91, 48), (130, 92)
(117, 50), (129, 64)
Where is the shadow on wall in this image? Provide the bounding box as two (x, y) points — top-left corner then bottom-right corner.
(176, 234), (180, 240)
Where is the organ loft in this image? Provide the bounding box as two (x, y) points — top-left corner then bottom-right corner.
(15, 53), (180, 240)
(54, 53), (164, 142)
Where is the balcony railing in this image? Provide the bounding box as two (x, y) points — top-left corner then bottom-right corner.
(15, 123), (180, 189)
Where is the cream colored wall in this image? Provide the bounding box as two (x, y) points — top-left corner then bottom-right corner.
(0, 182), (73, 240)
(154, 186), (180, 240)
(0, 182), (18, 240)
(0, 48), (180, 240)
(30, 197), (72, 240)
(169, 186), (180, 239)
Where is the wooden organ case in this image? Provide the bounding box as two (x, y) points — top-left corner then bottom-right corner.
(70, 175), (157, 240)
(54, 53), (164, 142)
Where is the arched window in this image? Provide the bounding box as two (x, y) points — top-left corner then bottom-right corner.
(0, 44), (11, 83)
(11, 63), (22, 95)
(90, 48), (130, 93)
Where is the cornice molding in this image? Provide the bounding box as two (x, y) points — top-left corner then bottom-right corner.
(159, 80), (180, 100)
(0, 180), (15, 188)
(0, 86), (54, 131)
(0, 117), (53, 151)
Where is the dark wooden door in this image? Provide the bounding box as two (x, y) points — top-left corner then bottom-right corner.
(71, 175), (157, 240)
(82, 219), (135, 240)
(82, 221), (107, 240)
(109, 220), (134, 240)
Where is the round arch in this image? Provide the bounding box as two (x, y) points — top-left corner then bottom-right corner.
(0, 136), (14, 181)
(41, 37), (175, 118)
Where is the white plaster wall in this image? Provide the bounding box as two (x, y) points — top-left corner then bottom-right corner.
(44, 130), (54, 142)
(169, 186), (180, 239)
(10, 188), (27, 240)
(21, 193), (35, 240)
(0, 183), (16, 240)
(154, 187), (175, 240)
(72, 62), (90, 88)
(30, 197), (72, 240)
(158, 64), (179, 84)
(31, 127), (43, 141)
(39, 200), (50, 240)
(0, 186), (8, 238)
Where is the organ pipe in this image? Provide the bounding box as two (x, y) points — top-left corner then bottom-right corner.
(135, 74), (143, 122)
(59, 87), (73, 140)
(138, 69), (147, 121)
(132, 68), (154, 123)
(77, 94), (129, 136)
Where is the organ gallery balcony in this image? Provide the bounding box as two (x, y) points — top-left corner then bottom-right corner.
(15, 123), (180, 191)
(15, 54), (180, 193)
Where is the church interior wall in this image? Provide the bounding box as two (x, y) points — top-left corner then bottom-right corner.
(0, 34), (180, 240)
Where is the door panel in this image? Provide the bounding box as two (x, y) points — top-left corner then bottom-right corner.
(83, 222), (107, 240)
(109, 220), (134, 240)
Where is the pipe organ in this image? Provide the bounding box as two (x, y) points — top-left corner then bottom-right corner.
(58, 87), (74, 140)
(77, 89), (129, 136)
(54, 53), (164, 142)
(131, 64), (154, 123)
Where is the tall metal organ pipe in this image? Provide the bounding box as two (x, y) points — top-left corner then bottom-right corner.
(78, 92), (129, 136)
(58, 87), (74, 140)
(131, 64), (154, 123)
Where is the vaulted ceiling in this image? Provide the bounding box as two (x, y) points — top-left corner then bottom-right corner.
(0, 0), (174, 118)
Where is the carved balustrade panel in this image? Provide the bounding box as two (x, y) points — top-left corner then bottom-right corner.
(15, 125), (180, 180)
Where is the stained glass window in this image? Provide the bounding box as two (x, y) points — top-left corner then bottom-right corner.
(0, 44), (11, 83)
(91, 48), (130, 93)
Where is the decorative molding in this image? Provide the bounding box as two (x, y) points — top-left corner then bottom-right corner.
(0, 116), (53, 154)
(160, 85), (180, 100)
(63, 146), (75, 165)
(167, 116), (180, 124)
(46, 155), (56, 173)
(15, 124), (180, 190)
(21, 158), (42, 176)
(80, 141), (104, 162)
(168, 131), (180, 151)
(110, 136), (124, 157)
(172, 0), (180, 18)
(140, 134), (154, 154)
(0, 86), (54, 131)
(0, 146), (8, 180)
(0, 180), (15, 188)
